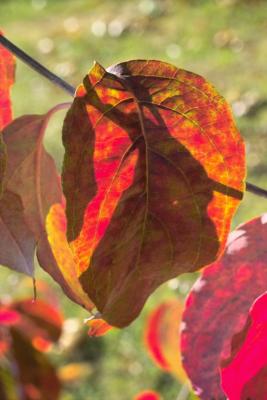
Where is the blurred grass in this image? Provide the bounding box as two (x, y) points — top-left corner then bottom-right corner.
(0, 0), (267, 399)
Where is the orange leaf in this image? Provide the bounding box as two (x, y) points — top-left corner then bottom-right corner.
(144, 299), (187, 382)
(59, 60), (245, 328)
(58, 362), (92, 383)
(86, 317), (113, 337)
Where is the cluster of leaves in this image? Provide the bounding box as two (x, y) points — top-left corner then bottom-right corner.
(0, 296), (62, 400)
(1, 29), (267, 398)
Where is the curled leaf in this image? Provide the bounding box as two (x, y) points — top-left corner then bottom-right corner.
(86, 317), (113, 337)
(61, 59), (245, 328)
(181, 214), (267, 399)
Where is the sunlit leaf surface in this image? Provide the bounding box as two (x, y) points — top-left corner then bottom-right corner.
(59, 59), (245, 327)
(0, 32), (15, 130)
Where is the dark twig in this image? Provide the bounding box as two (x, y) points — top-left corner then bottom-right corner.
(246, 181), (267, 199)
(0, 34), (75, 96)
(1, 35), (267, 200)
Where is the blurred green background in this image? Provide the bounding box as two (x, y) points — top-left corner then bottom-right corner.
(0, 0), (267, 399)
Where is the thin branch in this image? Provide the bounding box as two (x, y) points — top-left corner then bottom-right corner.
(246, 181), (267, 199)
(1, 35), (267, 200)
(0, 34), (75, 96)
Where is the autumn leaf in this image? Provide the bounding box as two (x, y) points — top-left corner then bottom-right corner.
(0, 104), (68, 276)
(11, 299), (63, 351)
(181, 214), (267, 399)
(221, 292), (267, 400)
(144, 299), (187, 382)
(60, 59), (245, 327)
(0, 297), (62, 400)
(0, 31), (15, 130)
(0, 31), (15, 198)
(9, 330), (61, 400)
(134, 390), (162, 400)
(86, 317), (113, 337)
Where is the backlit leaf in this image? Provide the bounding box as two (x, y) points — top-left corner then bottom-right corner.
(0, 31), (15, 130)
(86, 317), (113, 337)
(45, 203), (95, 312)
(144, 299), (187, 382)
(0, 31), (15, 199)
(61, 59), (245, 327)
(221, 292), (267, 400)
(181, 214), (267, 399)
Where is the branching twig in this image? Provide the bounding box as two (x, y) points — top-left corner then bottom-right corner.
(1, 34), (267, 199)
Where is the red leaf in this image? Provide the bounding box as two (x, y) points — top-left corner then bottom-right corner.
(0, 31), (15, 130)
(11, 299), (63, 351)
(10, 329), (61, 400)
(134, 390), (161, 400)
(221, 292), (267, 400)
(0, 296), (62, 399)
(181, 214), (267, 399)
(60, 60), (245, 328)
(144, 299), (187, 382)
(0, 308), (20, 326)
(0, 30), (14, 199)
